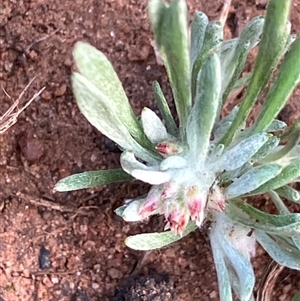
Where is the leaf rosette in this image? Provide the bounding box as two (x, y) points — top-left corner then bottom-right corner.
(55, 0), (300, 300)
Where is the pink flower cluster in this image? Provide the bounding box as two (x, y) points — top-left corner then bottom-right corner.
(137, 182), (226, 235)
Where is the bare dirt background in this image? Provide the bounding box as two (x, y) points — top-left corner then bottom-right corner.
(0, 0), (300, 300)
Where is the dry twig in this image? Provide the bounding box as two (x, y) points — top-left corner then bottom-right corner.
(0, 77), (45, 134)
(16, 192), (98, 218)
(24, 29), (59, 54)
(219, 0), (232, 27)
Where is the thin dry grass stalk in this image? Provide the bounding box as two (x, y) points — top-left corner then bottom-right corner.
(256, 260), (285, 301)
(219, 0), (232, 27)
(0, 77), (45, 134)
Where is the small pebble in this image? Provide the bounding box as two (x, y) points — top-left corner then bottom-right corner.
(283, 284), (292, 294)
(51, 277), (59, 284)
(18, 130), (44, 162)
(90, 153), (97, 162)
(54, 84), (67, 97)
(94, 264), (101, 272)
(4, 61), (13, 72)
(22, 269), (31, 278)
(43, 276), (53, 288)
(28, 50), (38, 60)
(108, 268), (122, 279)
(41, 90), (52, 100)
(279, 294), (288, 301)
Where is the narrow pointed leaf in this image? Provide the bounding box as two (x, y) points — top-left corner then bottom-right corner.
(190, 11), (209, 68)
(210, 227), (233, 301)
(225, 164), (282, 198)
(191, 21), (223, 98)
(221, 0), (292, 146)
(213, 106), (239, 143)
(152, 81), (178, 136)
(227, 200), (300, 235)
(268, 191), (290, 215)
(255, 231), (300, 270)
(212, 213), (255, 301)
(263, 131), (300, 162)
(276, 186), (300, 203)
(221, 238), (254, 300)
(217, 133), (269, 172)
(222, 16), (264, 100)
(231, 73), (252, 91)
(125, 222), (197, 250)
(222, 40), (249, 102)
(266, 120), (287, 132)
(248, 157), (300, 195)
(280, 116), (300, 140)
(149, 0), (191, 132)
(252, 136), (280, 162)
(229, 199), (300, 227)
(55, 169), (132, 191)
(187, 53), (221, 163)
(252, 36), (300, 133)
(220, 39), (238, 79)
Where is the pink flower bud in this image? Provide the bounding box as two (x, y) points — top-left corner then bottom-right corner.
(139, 186), (163, 219)
(161, 181), (179, 199)
(165, 209), (189, 236)
(155, 141), (183, 157)
(186, 185), (205, 226)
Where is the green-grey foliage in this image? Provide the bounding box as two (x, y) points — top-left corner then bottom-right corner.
(55, 0), (300, 300)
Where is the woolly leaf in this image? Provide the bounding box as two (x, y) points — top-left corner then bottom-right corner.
(141, 107), (169, 144)
(149, 0), (191, 131)
(216, 133), (269, 172)
(55, 169), (132, 191)
(73, 42), (154, 151)
(187, 53), (221, 163)
(125, 222), (197, 250)
(225, 164), (282, 198)
(255, 231), (300, 270)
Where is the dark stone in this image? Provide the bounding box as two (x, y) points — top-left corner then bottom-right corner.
(38, 245), (52, 270)
(113, 274), (175, 301)
(71, 290), (91, 301)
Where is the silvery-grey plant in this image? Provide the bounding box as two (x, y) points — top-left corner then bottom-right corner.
(55, 0), (300, 300)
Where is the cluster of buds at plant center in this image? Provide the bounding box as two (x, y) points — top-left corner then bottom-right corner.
(120, 178), (223, 235)
(117, 131), (231, 235)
